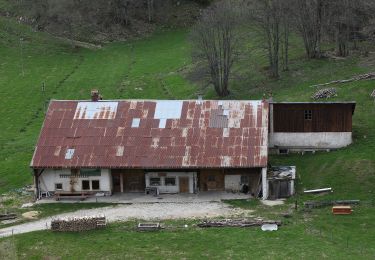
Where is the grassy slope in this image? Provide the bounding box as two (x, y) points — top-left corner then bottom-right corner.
(0, 15), (374, 259)
(0, 16), (195, 192)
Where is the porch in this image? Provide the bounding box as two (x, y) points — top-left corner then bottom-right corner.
(38, 191), (253, 204)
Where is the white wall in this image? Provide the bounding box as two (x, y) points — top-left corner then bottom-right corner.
(269, 132), (352, 149)
(145, 172), (196, 194)
(39, 168), (112, 193)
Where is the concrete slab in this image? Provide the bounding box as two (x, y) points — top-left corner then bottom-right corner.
(36, 191), (252, 204)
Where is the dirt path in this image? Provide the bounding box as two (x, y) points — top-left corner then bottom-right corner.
(0, 202), (248, 238)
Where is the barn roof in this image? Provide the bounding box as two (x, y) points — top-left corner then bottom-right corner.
(31, 99), (269, 169)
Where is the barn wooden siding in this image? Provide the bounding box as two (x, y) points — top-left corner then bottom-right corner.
(199, 168), (261, 193)
(272, 103), (354, 132)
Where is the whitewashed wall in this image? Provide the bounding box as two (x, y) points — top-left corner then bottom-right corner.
(145, 172), (197, 193)
(39, 169), (112, 193)
(269, 132), (352, 149)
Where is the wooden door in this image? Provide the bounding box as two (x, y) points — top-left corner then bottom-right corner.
(179, 177), (189, 193)
(112, 173), (121, 193)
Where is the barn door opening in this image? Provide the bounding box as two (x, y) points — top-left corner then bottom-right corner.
(112, 173), (121, 193)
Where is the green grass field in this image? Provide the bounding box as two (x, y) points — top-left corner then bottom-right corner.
(0, 14), (374, 259)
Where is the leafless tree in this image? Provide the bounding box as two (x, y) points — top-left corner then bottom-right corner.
(325, 0), (375, 57)
(280, 2), (292, 71)
(147, 0), (154, 23)
(190, 0), (242, 97)
(111, 0), (133, 26)
(292, 0), (325, 59)
(248, 0), (291, 78)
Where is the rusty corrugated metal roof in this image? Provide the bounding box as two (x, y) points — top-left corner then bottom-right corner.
(31, 100), (269, 169)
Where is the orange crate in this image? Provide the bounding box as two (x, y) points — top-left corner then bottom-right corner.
(332, 206), (353, 215)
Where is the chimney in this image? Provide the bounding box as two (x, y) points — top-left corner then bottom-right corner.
(91, 89), (100, 102)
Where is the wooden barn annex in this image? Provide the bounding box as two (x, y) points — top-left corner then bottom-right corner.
(30, 92), (355, 200)
(269, 102), (356, 154)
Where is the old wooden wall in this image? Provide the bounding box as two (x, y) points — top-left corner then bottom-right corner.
(272, 103), (354, 132)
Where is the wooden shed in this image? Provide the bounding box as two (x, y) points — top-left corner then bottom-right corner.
(269, 102), (356, 153)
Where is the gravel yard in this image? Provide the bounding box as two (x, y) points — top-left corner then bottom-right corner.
(0, 201), (249, 238)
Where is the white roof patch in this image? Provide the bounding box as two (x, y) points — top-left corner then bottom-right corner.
(74, 102), (118, 120)
(154, 101), (183, 119)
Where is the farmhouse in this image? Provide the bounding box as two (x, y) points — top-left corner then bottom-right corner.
(30, 92), (356, 200)
(30, 93), (269, 199)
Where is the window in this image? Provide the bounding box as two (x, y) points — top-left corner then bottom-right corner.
(240, 176), (249, 184)
(304, 110), (312, 120)
(165, 177), (176, 186)
(91, 180), (100, 190)
(150, 178), (161, 186)
(82, 180), (90, 190)
(55, 183), (63, 190)
(208, 175), (216, 182)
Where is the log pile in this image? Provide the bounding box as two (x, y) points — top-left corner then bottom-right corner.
(311, 88), (337, 100)
(304, 200), (360, 209)
(0, 213), (17, 221)
(197, 219), (281, 228)
(310, 72), (375, 88)
(51, 216), (106, 232)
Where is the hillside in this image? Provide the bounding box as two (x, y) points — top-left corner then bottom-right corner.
(0, 14), (374, 258)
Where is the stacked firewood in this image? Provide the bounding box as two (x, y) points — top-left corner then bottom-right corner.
(0, 213), (17, 220)
(312, 88), (337, 100)
(51, 216), (106, 232)
(197, 219), (281, 228)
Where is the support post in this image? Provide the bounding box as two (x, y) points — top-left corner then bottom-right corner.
(34, 169), (40, 200)
(269, 103), (274, 148)
(262, 167), (268, 200)
(120, 174), (124, 193)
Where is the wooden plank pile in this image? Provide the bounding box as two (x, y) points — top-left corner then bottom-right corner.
(51, 216), (106, 232)
(310, 72), (375, 88)
(197, 219), (281, 228)
(311, 88), (337, 100)
(304, 200), (360, 209)
(0, 213), (17, 221)
(137, 223), (161, 231)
